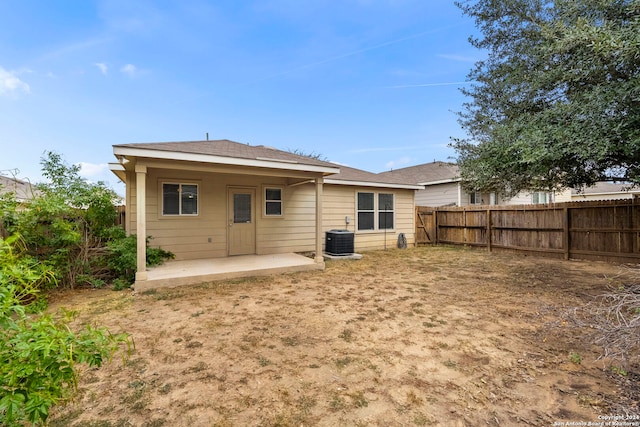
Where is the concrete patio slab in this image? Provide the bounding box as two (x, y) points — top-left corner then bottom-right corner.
(135, 253), (324, 291)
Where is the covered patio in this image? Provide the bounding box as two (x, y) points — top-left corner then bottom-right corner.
(134, 253), (324, 292)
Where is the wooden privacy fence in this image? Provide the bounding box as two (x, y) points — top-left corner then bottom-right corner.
(416, 198), (640, 263)
(116, 205), (126, 227)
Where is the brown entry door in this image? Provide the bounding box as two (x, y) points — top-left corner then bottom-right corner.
(228, 188), (256, 256)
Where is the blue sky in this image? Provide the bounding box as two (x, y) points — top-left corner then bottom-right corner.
(0, 0), (481, 195)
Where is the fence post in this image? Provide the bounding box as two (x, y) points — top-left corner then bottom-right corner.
(615, 204), (621, 255)
(463, 209), (467, 244)
(563, 207), (570, 260)
(486, 208), (492, 252)
(434, 208), (439, 244)
(634, 196), (639, 255)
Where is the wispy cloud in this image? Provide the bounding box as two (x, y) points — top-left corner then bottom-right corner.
(39, 37), (111, 62)
(94, 62), (108, 75)
(120, 63), (138, 77)
(382, 81), (470, 89)
(437, 53), (477, 62)
(388, 68), (429, 78)
(349, 145), (422, 154)
(239, 26), (452, 87)
(0, 66), (30, 96)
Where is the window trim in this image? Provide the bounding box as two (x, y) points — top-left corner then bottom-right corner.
(159, 180), (200, 217)
(356, 191), (395, 232)
(469, 191), (482, 205)
(357, 192), (375, 231)
(263, 185), (284, 217)
(532, 191), (550, 204)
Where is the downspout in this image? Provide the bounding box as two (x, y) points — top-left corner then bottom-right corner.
(315, 177), (324, 263)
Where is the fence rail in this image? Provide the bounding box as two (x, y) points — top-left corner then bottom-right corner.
(416, 198), (640, 263)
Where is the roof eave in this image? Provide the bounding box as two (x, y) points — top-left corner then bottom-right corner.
(574, 191), (639, 196)
(109, 162), (126, 182)
(113, 146), (340, 175)
(419, 178), (461, 186)
(324, 178), (424, 190)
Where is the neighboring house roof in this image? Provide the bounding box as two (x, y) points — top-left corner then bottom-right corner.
(326, 165), (424, 190)
(112, 139), (422, 190)
(377, 161), (459, 185)
(0, 176), (37, 202)
(572, 181), (640, 196)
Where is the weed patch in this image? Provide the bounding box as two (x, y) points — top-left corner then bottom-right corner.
(335, 356), (354, 369)
(339, 328), (355, 342)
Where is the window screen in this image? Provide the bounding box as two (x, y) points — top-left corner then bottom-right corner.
(532, 192), (548, 204)
(181, 184), (198, 215)
(357, 192), (375, 230)
(470, 192), (481, 205)
(378, 193), (394, 230)
(163, 184), (180, 215)
(162, 183), (198, 215)
(265, 188), (282, 216)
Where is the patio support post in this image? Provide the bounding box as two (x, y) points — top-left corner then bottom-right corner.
(135, 164), (148, 282)
(315, 177), (324, 263)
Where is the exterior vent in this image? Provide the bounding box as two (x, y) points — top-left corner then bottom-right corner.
(325, 230), (354, 255)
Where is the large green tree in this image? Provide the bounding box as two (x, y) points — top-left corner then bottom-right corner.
(452, 0), (640, 197)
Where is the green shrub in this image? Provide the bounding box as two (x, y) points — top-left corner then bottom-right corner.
(1, 152), (173, 290)
(0, 234), (132, 426)
(0, 234), (56, 296)
(2, 152), (122, 288)
(112, 278), (132, 291)
(106, 229), (174, 285)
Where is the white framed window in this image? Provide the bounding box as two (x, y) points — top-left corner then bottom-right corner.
(532, 192), (549, 204)
(162, 182), (199, 216)
(264, 186), (283, 216)
(357, 192), (375, 230)
(469, 191), (482, 205)
(357, 192), (394, 231)
(378, 193), (394, 230)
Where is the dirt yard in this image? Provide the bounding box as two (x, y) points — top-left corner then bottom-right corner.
(48, 246), (638, 426)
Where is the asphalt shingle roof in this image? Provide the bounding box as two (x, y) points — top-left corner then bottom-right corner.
(115, 139), (420, 187)
(377, 161), (459, 185)
(326, 165), (422, 186)
(572, 181), (639, 195)
(115, 139), (337, 168)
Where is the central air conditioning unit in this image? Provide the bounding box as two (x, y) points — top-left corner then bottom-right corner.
(325, 229), (354, 255)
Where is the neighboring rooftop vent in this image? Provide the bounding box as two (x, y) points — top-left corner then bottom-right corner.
(325, 230), (354, 255)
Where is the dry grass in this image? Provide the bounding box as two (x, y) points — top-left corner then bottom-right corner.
(48, 246), (635, 426)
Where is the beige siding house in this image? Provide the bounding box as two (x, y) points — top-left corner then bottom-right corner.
(379, 161), (571, 207)
(0, 176), (38, 203)
(110, 140), (422, 285)
(323, 166), (419, 251)
(378, 162), (486, 207)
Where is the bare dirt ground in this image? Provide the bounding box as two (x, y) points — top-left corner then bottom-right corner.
(48, 246), (639, 426)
